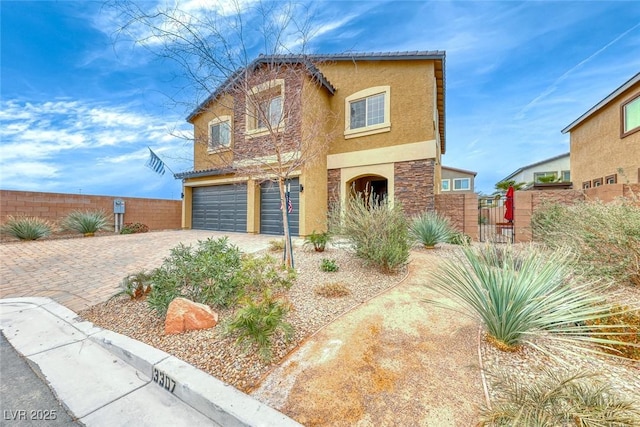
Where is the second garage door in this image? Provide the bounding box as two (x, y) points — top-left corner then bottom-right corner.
(192, 184), (247, 232)
(260, 179), (299, 235)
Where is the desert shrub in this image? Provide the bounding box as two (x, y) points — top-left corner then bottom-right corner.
(428, 245), (633, 354)
(62, 210), (111, 234)
(268, 239), (285, 252)
(1, 216), (53, 240)
(233, 254), (295, 297)
(336, 192), (410, 273)
(480, 369), (640, 426)
(120, 222), (149, 234)
(320, 258), (339, 272)
(304, 230), (331, 252)
(477, 244), (524, 270)
(147, 237), (242, 314)
(223, 289), (293, 361)
(314, 282), (350, 298)
(410, 211), (454, 248)
(586, 305), (640, 360)
(532, 200), (640, 286)
(121, 271), (153, 299)
(448, 231), (471, 246)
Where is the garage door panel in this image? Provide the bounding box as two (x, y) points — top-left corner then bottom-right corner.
(260, 179), (299, 236)
(192, 184), (247, 232)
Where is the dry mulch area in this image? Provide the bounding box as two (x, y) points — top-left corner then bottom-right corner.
(79, 244), (405, 393)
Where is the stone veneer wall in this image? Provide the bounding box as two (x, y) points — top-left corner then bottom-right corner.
(327, 169), (341, 208)
(394, 159), (434, 217)
(0, 190), (181, 231)
(434, 193), (479, 241)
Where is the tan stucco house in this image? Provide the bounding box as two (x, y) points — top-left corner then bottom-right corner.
(175, 51), (446, 236)
(562, 72), (640, 189)
(441, 166), (476, 193)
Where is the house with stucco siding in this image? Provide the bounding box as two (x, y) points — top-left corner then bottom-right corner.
(175, 51), (446, 236)
(562, 72), (640, 189)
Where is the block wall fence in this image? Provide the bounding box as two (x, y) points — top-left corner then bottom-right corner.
(0, 190), (182, 231)
(434, 192), (479, 241)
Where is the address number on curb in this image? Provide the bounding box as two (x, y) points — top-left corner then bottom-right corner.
(152, 367), (176, 393)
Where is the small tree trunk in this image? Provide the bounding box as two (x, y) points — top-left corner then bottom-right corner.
(279, 177), (293, 268)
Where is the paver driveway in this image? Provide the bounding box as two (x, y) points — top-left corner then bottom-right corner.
(0, 230), (279, 312)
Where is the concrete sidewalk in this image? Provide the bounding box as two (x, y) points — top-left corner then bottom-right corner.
(0, 297), (301, 427)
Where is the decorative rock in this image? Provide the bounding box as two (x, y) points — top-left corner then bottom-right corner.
(165, 297), (218, 335)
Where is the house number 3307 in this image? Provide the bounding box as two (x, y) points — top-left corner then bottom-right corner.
(152, 367), (176, 393)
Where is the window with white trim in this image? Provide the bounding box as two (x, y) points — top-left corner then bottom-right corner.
(622, 93), (640, 136)
(453, 178), (470, 191)
(533, 171), (557, 183)
(561, 170), (571, 182)
(246, 79), (284, 136)
(441, 179), (450, 191)
(344, 86), (391, 138)
(208, 116), (232, 151)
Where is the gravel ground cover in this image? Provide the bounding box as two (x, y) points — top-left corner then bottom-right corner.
(79, 241), (640, 422)
(79, 243), (406, 392)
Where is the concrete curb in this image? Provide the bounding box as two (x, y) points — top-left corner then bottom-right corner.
(1, 297), (302, 427)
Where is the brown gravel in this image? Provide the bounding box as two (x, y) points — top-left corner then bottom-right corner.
(78, 242), (405, 393)
(79, 241), (640, 424)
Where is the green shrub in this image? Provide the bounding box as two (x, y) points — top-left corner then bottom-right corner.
(448, 231), (471, 246)
(1, 216), (53, 240)
(428, 245), (633, 354)
(480, 369), (640, 426)
(62, 210), (110, 234)
(120, 222), (149, 234)
(147, 237), (243, 315)
(146, 239), (294, 316)
(410, 211), (454, 248)
(304, 230), (331, 252)
(532, 200), (640, 286)
(336, 192), (410, 273)
(121, 271), (153, 299)
(223, 289), (294, 361)
(320, 258), (339, 272)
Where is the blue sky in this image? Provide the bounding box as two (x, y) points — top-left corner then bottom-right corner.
(2, 1), (640, 199)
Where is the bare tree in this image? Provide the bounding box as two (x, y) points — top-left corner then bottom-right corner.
(110, 0), (336, 267)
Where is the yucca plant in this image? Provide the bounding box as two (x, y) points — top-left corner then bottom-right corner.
(0, 216), (53, 240)
(223, 289), (294, 361)
(410, 211), (454, 248)
(428, 245), (638, 355)
(62, 210), (110, 235)
(480, 369), (640, 426)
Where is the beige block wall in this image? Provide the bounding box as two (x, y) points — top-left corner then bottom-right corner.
(0, 190), (181, 231)
(434, 193), (479, 241)
(570, 81), (640, 186)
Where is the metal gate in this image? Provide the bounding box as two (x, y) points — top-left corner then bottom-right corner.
(260, 178), (299, 236)
(478, 195), (514, 243)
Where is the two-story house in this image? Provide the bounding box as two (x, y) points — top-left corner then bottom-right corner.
(500, 152), (571, 189)
(175, 51), (446, 236)
(562, 72), (639, 188)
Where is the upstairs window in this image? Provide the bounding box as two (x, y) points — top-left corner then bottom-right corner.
(441, 179), (450, 191)
(622, 93), (640, 136)
(208, 116), (231, 151)
(453, 178), (470, 191)
(247, 79), (284, 137)
(344, 86), (391, 139)
(533, 171), (558, 183)
(561, 170), (571, 182)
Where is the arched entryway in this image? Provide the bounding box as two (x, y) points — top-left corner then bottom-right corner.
(348, 175), (388, 204)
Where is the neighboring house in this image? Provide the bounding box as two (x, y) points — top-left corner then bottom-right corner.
(441, 166), (476, 193)
(175, 51), (446, 236)
(500, 152), (571, 188)
(562, 72), (640, 188)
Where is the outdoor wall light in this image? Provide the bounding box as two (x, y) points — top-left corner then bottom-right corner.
(299, 185), (304, 193)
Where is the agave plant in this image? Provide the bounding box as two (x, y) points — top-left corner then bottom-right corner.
(410, 211), (453, 248)
(480, 368), (640, 426)
(0, 216), (53, 240)
(62, 210), (111, 235)
(428, 244), (637, 355)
